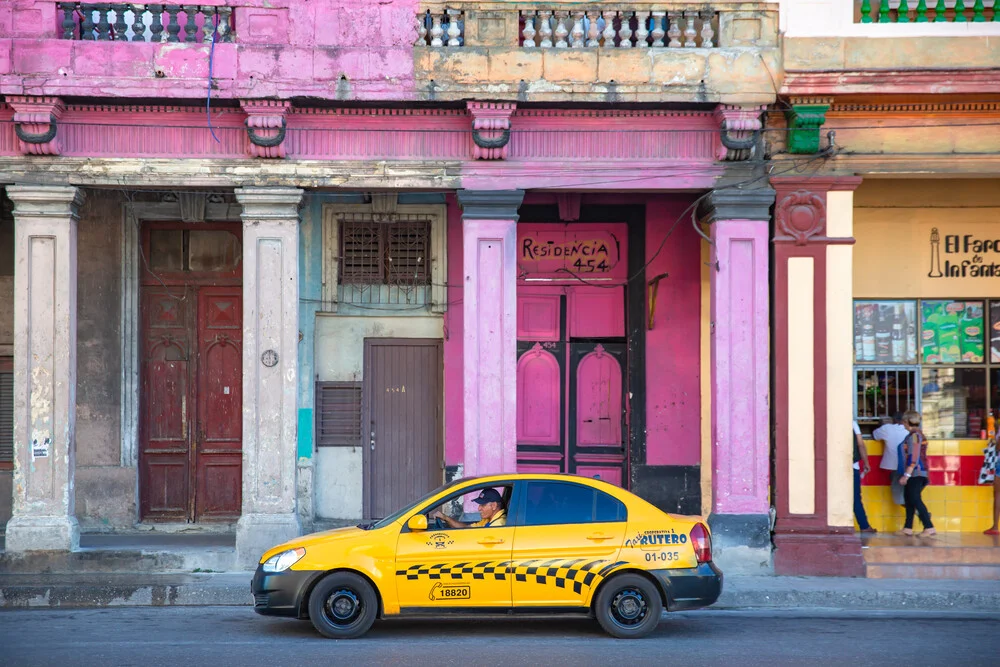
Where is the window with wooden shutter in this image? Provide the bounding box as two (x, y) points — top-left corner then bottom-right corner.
(315, 381), (363, 447)
(0, 357), (13, 469)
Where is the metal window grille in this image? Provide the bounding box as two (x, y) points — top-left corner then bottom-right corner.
(387, 220), (430, 286)
(339, 216), (431, 287)
(0, 364), (13, 464)
(315, 382), (363, 448)
(855, 366), (920, 422)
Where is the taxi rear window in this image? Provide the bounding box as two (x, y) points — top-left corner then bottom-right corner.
(523, 481), (627, 526)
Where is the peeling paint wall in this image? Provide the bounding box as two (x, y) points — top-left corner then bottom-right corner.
(74, 190), (130, 530)
(1, 207), (14, 525)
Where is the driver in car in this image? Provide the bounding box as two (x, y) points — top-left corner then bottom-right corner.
(431, 488), (507, 529)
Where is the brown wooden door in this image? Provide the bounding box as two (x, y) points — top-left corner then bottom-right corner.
(363, 339), (443, 519)
(139, 223), (242, 522)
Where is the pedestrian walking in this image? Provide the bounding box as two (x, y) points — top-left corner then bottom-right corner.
(897, 410), (935, 537)
(979, 435), (998, 536)
(853, 420), (876, 533)
(873, 412), (909, 507)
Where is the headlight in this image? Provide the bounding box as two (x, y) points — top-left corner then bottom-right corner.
(262, 547), (306, 573)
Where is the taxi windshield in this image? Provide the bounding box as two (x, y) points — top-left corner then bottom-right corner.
(365, 478), (466, 530)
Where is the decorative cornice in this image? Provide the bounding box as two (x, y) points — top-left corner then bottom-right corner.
(458, 189), (525, 220)
(714, 104), (765, 162)
(241, 100), (290, 159)
(468, 102), (515, 160)
(784, 101), (830, 155)
(829, 101), (1000, 114)
(782, 69), (1000, 96)
(8, 96), (64, 156)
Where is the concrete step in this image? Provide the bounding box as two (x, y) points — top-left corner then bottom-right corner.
(0, 572), (251, 609)
(866, 563), (1000, 580)
(863, 546), (1000, 565)
(0, 546), (238, 574)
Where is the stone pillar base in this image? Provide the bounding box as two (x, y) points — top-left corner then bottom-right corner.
(4, 515), (80, 552)
(236, 512), (302, 570)
(773, 530), (865, 577)
(708, 513), (773, 575)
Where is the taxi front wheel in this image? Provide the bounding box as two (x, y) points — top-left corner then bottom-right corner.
(307, 572), (378, 639)
(593, 573), (663, 639)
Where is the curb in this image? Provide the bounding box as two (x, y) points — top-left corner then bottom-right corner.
(714, 588), (1000, 613)
(0, 574), (252, 609)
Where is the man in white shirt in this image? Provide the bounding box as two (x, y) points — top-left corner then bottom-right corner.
(873, 412), (909, 506)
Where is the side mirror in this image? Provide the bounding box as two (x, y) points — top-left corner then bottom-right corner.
(407, 514), (428, 532)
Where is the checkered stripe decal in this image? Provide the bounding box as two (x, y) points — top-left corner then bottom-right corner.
(396, 559), (628, 594)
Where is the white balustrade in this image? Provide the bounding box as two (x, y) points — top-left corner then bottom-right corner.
(512, 6), (719, 48)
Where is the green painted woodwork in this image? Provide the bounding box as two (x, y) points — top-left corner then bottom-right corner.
(898, 0), (911, 22)
(878, 0), (891, 22)
(973, 0), (986, 21)
(915, 0), (929, 22)
(934, 0), (947, 21)
(954, 0), (968, 22)
(861, 0), (873, 23)
(785, 104), (829, 155)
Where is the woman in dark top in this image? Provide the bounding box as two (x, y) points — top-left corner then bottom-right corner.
(897, 410), (935, 537)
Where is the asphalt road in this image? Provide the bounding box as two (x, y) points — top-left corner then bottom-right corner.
(1, 606), (996, 666)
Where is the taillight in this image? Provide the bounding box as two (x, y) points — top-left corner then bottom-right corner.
(690, 523), (712, 563)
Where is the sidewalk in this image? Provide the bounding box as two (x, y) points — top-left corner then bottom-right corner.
(2, 571), (998, 611)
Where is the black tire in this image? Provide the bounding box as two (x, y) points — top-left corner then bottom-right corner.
(307, 572), (379, 639)
(593, 573), (663, 639)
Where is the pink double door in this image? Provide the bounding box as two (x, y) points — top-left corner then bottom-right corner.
(515, 285), (628, 487)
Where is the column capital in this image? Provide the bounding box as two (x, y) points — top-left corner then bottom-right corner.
(234, 187), (304, 220)
(457, 189), (525, 220)
(697, 186), (774, 225)
(771, 177), (862, 246)
(6, 185), (85, 220)
(770, 176), (863, 194)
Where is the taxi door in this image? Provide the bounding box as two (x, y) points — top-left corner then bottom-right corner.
(510, 480), (627, 608)
(395, 507), (514, 609)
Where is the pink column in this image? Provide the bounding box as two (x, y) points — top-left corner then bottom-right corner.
(457, 190), (524, 478)
(701, 188), (775, 565)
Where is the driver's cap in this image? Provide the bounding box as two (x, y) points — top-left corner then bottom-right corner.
(471, 488), (503, 505)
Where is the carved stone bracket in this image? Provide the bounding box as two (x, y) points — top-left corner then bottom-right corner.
(775, 189), (826, 245)
(784, 96), (833, 155)
(9, 96), (64, 156)
(468, 101), (515, 160)
(714, 104), (764, 161)
(241, 100), (290, 159)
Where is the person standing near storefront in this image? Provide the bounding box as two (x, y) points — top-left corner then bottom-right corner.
(873, 412), (909, 507)
(853, 420), (876, 533)
(898, 411), (935, 538)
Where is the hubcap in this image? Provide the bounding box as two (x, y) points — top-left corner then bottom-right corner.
(610, 588), (647, 628)
(325, 588), (362, 626)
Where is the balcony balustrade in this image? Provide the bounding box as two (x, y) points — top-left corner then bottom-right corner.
(57, 2), (235, 42)
(856, 0), (997, 23)
(415, 3), (754, 48)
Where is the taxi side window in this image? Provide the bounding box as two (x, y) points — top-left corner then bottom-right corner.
(523, 481), (627, 526)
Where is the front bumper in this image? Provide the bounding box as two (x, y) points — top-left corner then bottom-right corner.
(649, 561), (723, 612)
(251, 565), (323, 618)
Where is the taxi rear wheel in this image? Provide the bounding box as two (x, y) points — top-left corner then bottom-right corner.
(594, 573), (663, 639)
(307, 572), (378, 639)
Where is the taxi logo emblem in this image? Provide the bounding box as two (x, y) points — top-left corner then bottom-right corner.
(427, 533), (453, 549)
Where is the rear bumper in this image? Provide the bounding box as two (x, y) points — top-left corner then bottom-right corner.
(650, 562), (723, 612)
(251, 566), (323, 618)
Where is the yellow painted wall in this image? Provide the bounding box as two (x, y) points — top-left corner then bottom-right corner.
(788, 257), (816, 515)
(854, 179), (1000, 299)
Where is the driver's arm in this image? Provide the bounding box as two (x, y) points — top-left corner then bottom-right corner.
(431, 510), (467, 529)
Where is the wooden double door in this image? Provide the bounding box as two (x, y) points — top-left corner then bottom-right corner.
(515, 285), (628, 486)
(139, 223), (243, 522)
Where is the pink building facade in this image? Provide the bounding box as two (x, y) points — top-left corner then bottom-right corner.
(0, 1), (779, 570)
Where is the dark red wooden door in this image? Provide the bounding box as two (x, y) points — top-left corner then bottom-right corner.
(194, 287), (242, 521)
(139, 222), (243, 523)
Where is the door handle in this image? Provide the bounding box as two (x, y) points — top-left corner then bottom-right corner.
(586, 533), (613, 541)
(477, 537), (505, 546)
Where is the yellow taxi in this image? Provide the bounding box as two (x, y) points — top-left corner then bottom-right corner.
(251, 473), (722, 639)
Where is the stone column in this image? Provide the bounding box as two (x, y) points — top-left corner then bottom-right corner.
(5, 185), (84, 552)
(234, 187), (304, 569)
(457, 190), (524, 478)
(698, 187), (774, 573)
(770, 176), (864, 577)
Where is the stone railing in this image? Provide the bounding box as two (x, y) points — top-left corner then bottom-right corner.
(57, 3), (235, 42)
(856, 0), (997, 22)
(416, 3), (743, 48)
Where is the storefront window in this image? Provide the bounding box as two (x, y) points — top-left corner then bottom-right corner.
(920, 368), (986, 439)
(854, 298), (1000, 439)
